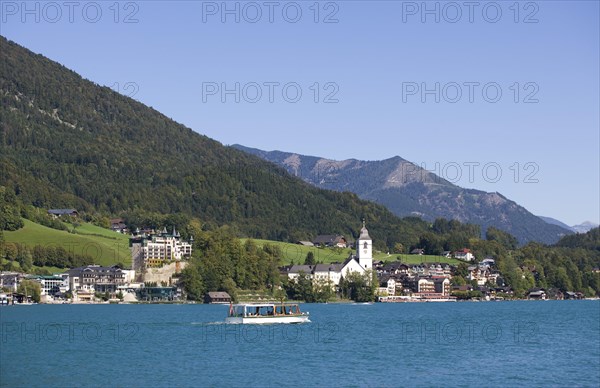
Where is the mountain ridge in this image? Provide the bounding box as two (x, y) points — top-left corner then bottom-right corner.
(571, 221), (599, 234)
(232, 144), (573, 245)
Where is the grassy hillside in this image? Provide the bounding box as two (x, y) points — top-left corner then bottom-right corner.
(247, 239), (461, 265)
(4, 219), (130, 267)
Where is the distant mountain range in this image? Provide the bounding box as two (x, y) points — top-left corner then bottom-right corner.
(571, 221), (599, 234)
(538, 217), (599, 234)
(537, 216), (574, 231)
(232, 145), (574, 245)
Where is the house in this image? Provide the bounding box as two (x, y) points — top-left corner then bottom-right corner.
(480, 257), (495, 267)
(286, 265), (315, 281)
(527, 288), (546, 300)
(312, 263), (344, 286)
(204, 291), (232, 304)
(416, 276), (451, 296)
(68, 265), (129, 293)
(433, 277), (451, 295)
(564, 291), (583, 300)
(454, 248), (474, 262)
(110, 218), (128, 233)
(313, 235), (347, 248)
(377, 277), (396, 296)
(0, 272), (24, 292)
(372, 260), (384, 271)
(47, 208), (78, 217)
(410, 249), (424, 255)
(382, 262), (410, 276)
(417, 277), (435, 293)
(297, 241), (314, 247)
(441, 251), (452, 258)
(494, 286), (513, 296)
(452, 284), (474, 292)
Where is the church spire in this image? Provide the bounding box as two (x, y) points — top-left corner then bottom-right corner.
(359, 219), (371, 240)
(357, 219), (372, 270)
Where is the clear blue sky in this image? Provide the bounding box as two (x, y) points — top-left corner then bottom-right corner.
(1, 1), (598, 225)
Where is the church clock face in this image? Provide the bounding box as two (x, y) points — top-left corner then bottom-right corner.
(363, 249), (367, 254)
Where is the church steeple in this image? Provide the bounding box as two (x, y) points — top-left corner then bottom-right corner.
(357, 220), (372, 270)
(359, 218), (371, 240)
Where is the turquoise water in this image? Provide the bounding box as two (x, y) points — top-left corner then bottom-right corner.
(1, 301), (598, 387)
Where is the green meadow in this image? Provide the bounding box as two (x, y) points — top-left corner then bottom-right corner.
(4, 219), (131, 267)
(245, 239), (461, 266)
(4, 221), (461, 271)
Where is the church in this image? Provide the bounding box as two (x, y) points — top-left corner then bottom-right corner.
(285, 221), (373, 286)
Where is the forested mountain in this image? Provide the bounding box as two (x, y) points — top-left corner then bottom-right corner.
(232, 145), (573, 245)
(555, 227), (600, 251)
(0, 36), (426, 246)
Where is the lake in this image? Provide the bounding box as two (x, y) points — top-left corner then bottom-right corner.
(1, 300), (598, 387)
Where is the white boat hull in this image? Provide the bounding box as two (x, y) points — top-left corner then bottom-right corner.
(226, 315), (310, 324)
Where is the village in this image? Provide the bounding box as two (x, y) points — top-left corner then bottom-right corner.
(0, 215), (586, 305)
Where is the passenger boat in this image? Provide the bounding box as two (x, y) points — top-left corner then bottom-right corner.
(226, 303), (310, 324)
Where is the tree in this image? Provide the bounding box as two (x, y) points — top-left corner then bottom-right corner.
(311, 277), (334, 302)
(341, 271), (376, 302)
(555, 267), (573, 292)
(117, 291), (124, 301)
(454, 263), (469, 278)
(17, 279), (41, 303)
(295, 272), (314, 302)
(180, 263), (205, 301)
(221, 277), (238, 301)
(4, 243), (17, 262)
(304, 251), (315, 265)
(0, 230), (5, 258)
(452, 275), (466, 286)
(16, 246), (33, 272)
(393, 243), (404, 254)
(486, 227), (518, 250)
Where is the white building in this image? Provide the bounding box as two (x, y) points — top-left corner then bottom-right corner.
(285, 221), (373, 287)
(377, 278), (396, 296)
(68, 265), (128, 293)
(26, 275), (68, 296)
(131, 227), (193, 269)
(0, 272), (23, 292)
(454, 249), (475, 262)
(356, 220), (373, 271)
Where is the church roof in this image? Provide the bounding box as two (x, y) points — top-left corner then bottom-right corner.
(313, 263), (344, 272)
(359, 220), (371, 240)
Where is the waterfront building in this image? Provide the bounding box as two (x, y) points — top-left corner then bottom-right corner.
(130, 227), (193, 269)
(68, 265), (129, 293)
